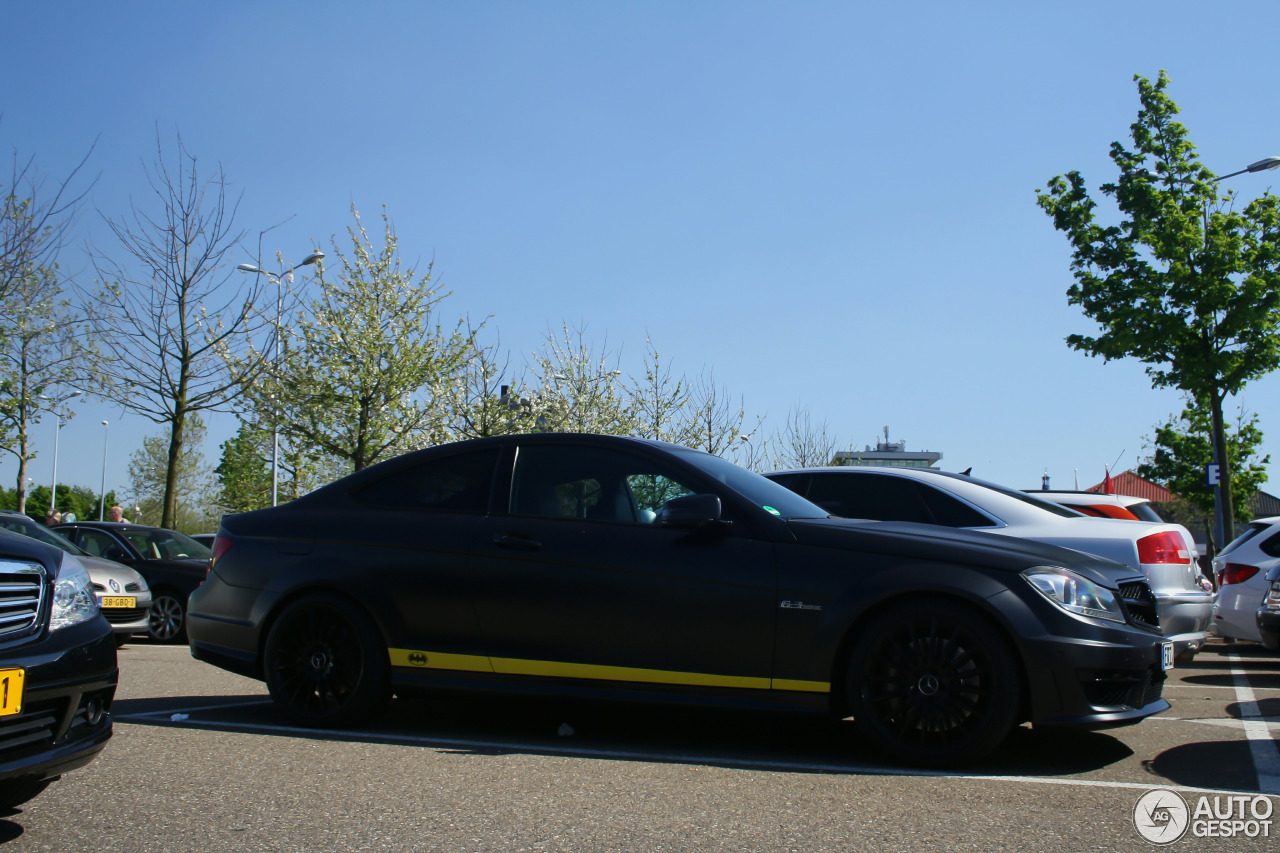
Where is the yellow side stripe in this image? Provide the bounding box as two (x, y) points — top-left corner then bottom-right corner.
(388, 648), (829, 694)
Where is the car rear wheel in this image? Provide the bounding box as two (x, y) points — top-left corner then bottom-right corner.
(263, 594), (390, 727)
(147, 592), (187, 643)
(846, 601), (1021, 766)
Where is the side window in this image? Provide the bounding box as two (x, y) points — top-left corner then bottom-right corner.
(356, 448), (499, 514)
(76, 529), (122, 559)
(915, 484), (996, 528)
(512, 445), (698, 525)
(805, 474), (932, 523)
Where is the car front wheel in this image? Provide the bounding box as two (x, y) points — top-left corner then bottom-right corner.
(846, 600), (1021, 766)
(263, 594), (390, 727)
(147, 592), (187, 643)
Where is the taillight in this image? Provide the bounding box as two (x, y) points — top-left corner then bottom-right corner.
(1137, 531), (1191, 564)
(208, 535), (233, 578)
(1264, 581), (1280, 610)
(1219, 563), (1260, 586)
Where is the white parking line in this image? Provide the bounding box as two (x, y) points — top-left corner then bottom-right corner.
(1226, 651), (1280, 795)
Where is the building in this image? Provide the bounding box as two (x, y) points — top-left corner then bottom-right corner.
(831, 428), (942, 469)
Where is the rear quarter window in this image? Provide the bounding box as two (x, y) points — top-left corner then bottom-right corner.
(356, 448), (499, 514)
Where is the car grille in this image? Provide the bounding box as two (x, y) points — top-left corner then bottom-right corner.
(99, 607), (147, 625)
(0, 561), (47, 643)
(1118, 579), (1160, 632)
(1080, 667), (1166, 710)
(92, 582), (144, 594)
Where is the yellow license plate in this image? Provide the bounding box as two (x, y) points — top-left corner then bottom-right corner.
(0, 668), (25, 716)
(99, 596), (137, 609)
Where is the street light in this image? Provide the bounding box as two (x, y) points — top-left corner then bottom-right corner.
(1203, 154), (1280, 551)
(99, 420), (109, 521)
(37, 389), (82, 513)
(238, 251), (324, 507)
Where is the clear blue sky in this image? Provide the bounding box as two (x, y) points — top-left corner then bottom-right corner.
(5, 1), (1280, 507)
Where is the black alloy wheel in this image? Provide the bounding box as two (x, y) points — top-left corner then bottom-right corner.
(263, 594), (390, 727)
(147, 592), (187, 643)
(847, 601), (1020, 766)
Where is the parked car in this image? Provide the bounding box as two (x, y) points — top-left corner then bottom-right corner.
(52, 522), (210, 644)
(0, 511), (152, 646)
(189, 534), (216, 549)
(1032, 490), (1164, 522)
(189, 433), (1173, 767)
(765, 466), (1213, 661)
(1210, 517), (1280, 644)
(1258, 565), (1280, 651)
(0, 528), (116, 810)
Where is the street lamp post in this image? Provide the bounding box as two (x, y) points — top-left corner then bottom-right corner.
(1206, 154), (1280, 551)
(99, 420), (109, 521)
(37, 389), (82, 513)
(237, 251), (324, 507)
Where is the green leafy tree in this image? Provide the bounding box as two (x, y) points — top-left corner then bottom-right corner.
(1037, 72), (1280, 544)
(232, 205), (474, 471)
(628, 338), (691, 445)
(214, 421), (273, 513)
(0, 264), (88, 513)
(527, 322), (636, 435)
(1139, 399), (1268, 539)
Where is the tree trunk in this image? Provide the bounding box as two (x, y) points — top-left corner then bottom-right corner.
(162, 410), (186, 530)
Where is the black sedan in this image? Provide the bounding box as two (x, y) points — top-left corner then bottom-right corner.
(189, 433), (1172, 765)
(53, 522), (210, 643)
(0, 529), (116, 810)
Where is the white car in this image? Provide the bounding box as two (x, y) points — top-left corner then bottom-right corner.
(1210, 516), (1280, 644)
(766, 467), (1214, 660)
(1033, 490), (1164, 522)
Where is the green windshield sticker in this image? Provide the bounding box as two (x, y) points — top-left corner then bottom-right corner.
(763, 506), (782, 516)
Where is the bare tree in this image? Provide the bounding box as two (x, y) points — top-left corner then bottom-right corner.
(770, 406), (839, 470)
(680, 371), (759, 464)
(1, 131), (96, 302)
(83, 133), (272, 528)
(628, 337), (690, 444)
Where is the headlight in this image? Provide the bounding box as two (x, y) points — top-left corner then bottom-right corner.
(1022, 566), (1126, 624)
(51, 554), (98, 632)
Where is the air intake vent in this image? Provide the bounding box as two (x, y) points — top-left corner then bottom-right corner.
(1118, 579), (1160, 632)
(0, 560), (47, 642)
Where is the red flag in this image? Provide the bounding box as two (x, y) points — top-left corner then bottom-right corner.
(1103, 468), (1115, 495)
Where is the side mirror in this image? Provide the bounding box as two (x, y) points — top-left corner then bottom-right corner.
(103, 546), (129, 562)
(656, 494), (728, 530)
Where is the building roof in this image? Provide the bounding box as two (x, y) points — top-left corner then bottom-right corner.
(1084, 470), (1174, 502)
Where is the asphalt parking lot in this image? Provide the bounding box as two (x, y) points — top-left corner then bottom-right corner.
(0, 638), (1276, 852)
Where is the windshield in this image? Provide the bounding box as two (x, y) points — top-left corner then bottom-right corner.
(121, 528), (212, 561)
(0, 514), (83, 555)
(674, 450), (829, 519)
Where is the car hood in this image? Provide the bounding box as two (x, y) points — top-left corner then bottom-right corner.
(78, 554), (150, 589)
(786, 517), (1139, 588)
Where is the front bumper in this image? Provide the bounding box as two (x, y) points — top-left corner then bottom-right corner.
(0, 617), (118, 786)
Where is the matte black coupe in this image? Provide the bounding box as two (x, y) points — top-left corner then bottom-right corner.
(188, 434), (1173, 765)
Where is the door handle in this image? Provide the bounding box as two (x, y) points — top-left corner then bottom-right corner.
(493, 533), (542, 551)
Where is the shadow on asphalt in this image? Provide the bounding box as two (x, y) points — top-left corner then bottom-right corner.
(111, 689), (1137, 780)
(1144, 740), (1264, 793)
